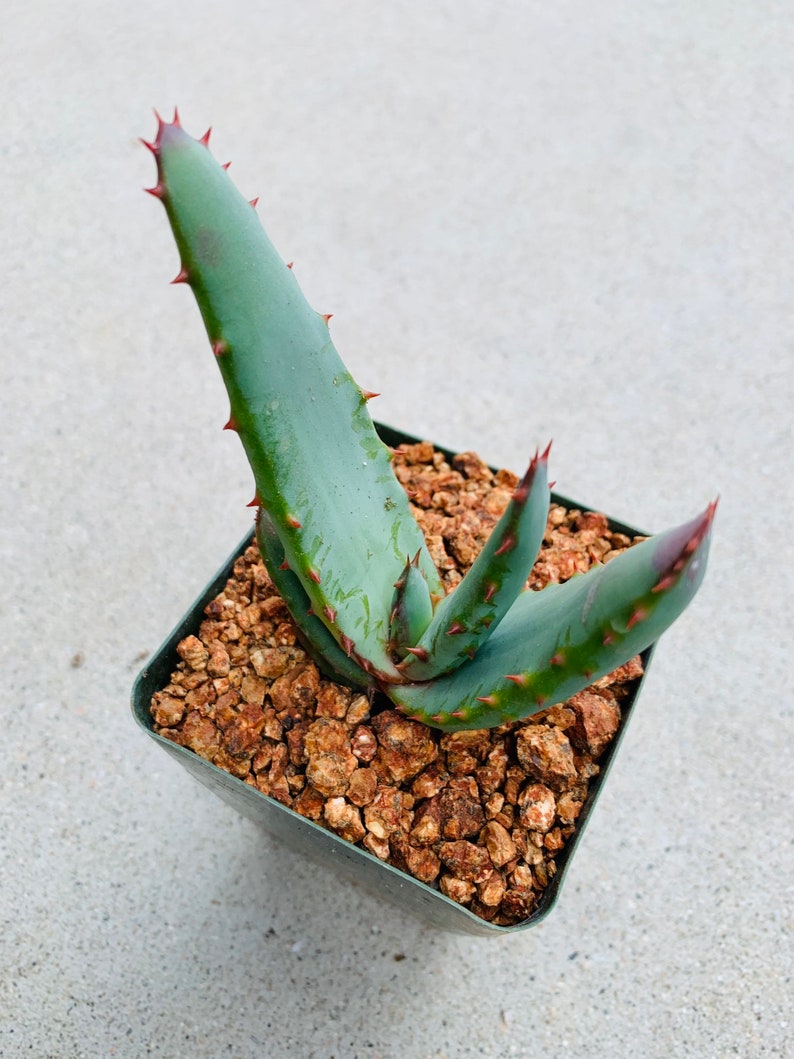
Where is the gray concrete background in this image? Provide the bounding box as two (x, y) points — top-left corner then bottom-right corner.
(1, 2), (791, 1056)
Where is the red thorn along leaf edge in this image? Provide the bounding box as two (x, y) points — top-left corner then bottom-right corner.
(493, 534), (515, 557)
(405, 646), (430, 662)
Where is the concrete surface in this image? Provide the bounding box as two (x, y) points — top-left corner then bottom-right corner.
(1, 2), (791, 1056)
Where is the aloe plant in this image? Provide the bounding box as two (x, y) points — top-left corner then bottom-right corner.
(143, 111), (715, 732)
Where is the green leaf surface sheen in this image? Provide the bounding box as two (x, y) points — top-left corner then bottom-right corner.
(153, 120), (443, 679)
(396, 447), (551, 680)
(390, 503), (715, 730)
(389, 552), (434, 656)
(255, 510), (375, 688)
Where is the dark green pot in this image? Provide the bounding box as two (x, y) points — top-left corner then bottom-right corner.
(131, 425), (655, 936)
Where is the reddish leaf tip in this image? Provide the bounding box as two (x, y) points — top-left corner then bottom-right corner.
(286, 515), (302, 529)
(212, 339), (228, 357)
(171, 266), (190, 285)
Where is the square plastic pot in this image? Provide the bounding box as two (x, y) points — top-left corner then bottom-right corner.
(131, 424), (655, 936)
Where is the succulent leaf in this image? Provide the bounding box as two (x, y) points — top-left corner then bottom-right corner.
(396, 446), (551, 681)
(389, 502), (716, 730)
(148, 115), (443, 680)
(389, 551), (434, 656)
(255, 509), (376, 688)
